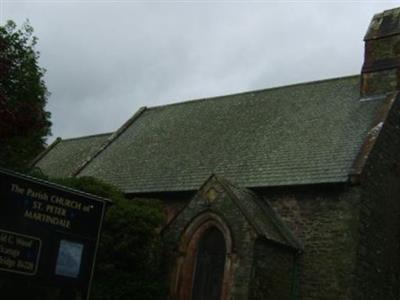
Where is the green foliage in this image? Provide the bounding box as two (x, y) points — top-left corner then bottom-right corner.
(0, 20), (51, 171)
(48, 176), (166, 300)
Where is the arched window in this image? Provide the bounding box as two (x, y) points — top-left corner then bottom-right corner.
(192, 227), (226, 300)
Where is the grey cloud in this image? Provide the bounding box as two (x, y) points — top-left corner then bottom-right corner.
(3, 2), (399, 141)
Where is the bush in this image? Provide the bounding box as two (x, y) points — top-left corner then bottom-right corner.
(49, 176), (166, 300)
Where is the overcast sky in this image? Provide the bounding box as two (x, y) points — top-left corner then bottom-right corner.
(1, 1), (399, 143)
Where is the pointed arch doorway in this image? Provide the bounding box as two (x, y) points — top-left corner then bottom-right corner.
(192, 227), (226, 300)
(171, 213), (234, 300)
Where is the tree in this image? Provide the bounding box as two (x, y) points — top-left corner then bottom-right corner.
(0, 20), (51, 170)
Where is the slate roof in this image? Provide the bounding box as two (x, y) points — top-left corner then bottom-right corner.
(34, 133), (112, 178)
(76, 75), (386, 193)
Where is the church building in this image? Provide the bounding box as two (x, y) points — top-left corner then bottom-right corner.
(33, 7), (400, 300)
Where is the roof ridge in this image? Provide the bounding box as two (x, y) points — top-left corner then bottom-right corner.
(31, 133), (114, 170)
(61, 132), (114, 142)
(30, 137), (63, 168)
(147, 74), (359, 111)
(73, 107), (147, 177)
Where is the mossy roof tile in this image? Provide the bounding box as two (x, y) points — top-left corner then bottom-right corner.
(34, 133), (112, 178)
(74, 75), (384, 193)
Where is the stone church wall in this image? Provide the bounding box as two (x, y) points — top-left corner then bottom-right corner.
(354, 95), (400, 299)
(262, 186), (361, 300)
(162, 183), (362, 299)
(249, 239), (295, 300)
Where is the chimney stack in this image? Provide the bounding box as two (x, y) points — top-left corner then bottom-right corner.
(361, 7), (400, 97)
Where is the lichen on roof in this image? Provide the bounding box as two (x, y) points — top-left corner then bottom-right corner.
(34, 133), (112, 178)
(76, 75), (386, 193)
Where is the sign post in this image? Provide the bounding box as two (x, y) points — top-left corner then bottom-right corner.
(0, 168), (110, 299)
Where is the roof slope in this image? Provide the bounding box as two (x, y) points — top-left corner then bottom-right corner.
(34, 133), (112, 178)
(78, 75), (385, 193)
(163, 174), (302, 250)
(216, 176), (302, 250)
